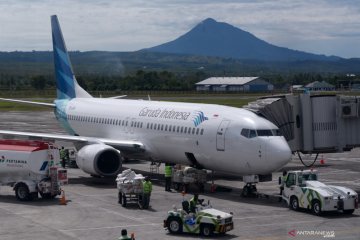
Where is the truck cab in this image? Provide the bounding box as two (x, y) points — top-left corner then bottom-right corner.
(282, 170), (358, 215)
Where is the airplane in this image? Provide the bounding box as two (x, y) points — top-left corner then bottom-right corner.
(0, 15), (292, 192)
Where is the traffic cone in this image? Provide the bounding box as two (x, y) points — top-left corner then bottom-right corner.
(320, 155), (325, 165)
(59, 190), (67, 205)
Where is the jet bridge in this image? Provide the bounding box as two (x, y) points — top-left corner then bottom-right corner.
(244, 94), (360, 155)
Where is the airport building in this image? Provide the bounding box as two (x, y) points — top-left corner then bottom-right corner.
(195, 77), (274, 92)
(304, 81), (335, 91)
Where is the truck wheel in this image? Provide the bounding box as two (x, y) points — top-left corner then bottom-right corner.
(200, 224), (214, 237)
(118, 192), (122, 204)
(343, 209), (354, 214)
(168, 217), (182, 234)
(312, 200), (322, 216)
(15, 183), (31, 201)
(290, 196), (299, 211)
(121, 194), (127, 207)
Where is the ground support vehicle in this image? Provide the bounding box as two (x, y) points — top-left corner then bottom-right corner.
(164, 200), (234, 236)
(65, 147), (77, 168)
(172, 166), (207, 192)
(282, 170), (358, 215)
(0, 140), (67, 201)
(116, 169), (144, 208)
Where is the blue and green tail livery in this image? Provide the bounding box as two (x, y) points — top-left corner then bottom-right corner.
(51, 15), (91, 100)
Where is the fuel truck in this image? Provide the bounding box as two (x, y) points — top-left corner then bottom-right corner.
(0, 140), (67, 201)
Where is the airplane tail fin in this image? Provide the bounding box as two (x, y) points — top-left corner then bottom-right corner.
(51, 15), (92, 99)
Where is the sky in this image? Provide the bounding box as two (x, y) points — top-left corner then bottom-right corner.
(0, 0), (359, 58)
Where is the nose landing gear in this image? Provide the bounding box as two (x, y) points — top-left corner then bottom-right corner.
(241, 175), (259, 198)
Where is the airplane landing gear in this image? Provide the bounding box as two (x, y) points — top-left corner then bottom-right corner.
(241, 183), (257, 197)
(242, 175), (259, 198)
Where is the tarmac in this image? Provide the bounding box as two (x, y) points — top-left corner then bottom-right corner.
(0, 111), (359, 240)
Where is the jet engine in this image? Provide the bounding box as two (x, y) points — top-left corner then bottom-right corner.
(76, 144), (122, 177)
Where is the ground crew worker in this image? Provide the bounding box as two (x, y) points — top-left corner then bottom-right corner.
(142, 176), (152, 209)
(164, 163), (172, 191)
(118, 229), (133, 240)
(279, 170), (287, 202)
(189, 194), (201, 213)
(59, 147), (66, 168)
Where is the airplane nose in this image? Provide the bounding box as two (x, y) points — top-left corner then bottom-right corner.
(267, 137), (292, 170)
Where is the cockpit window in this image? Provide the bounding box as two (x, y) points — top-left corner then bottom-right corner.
(242, 128), (281, 138)
(249, 130), (257, 138)
(257, 129), (273, 136)
(241, 128), (257, 138)
(241, 129), (249, 138)
(272, 129), (281, 136)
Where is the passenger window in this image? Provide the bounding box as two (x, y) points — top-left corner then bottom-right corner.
(173, 126), (176, 132)
(180, 126), (184, 133)
(192, 128), (195, 134)
(177, 126), (180, 132)
(165, 125), (168, 131)
(161, 124), (164, 131)
(184, 127), (187, 133)
(200, 129), (204, 135)
(196, 128), (199, 135)
(154, 123), (157, 130)
(188, 127), (191, 134)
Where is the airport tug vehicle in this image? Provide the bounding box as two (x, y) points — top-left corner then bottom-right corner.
(164, 197), (234, 236)
(282, 170), (358, 215)
(0, 140), (67, 201)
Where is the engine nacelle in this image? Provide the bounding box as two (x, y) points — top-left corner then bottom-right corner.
(76, 144), (122, 177)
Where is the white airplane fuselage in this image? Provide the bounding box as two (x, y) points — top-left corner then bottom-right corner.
(56, 98), (292, 176)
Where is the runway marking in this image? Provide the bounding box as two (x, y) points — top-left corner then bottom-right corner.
(59, 223), (159, 232)
(233, 214), (287, 220)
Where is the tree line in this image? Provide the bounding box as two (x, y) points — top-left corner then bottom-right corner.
(0, 70), (358, 91)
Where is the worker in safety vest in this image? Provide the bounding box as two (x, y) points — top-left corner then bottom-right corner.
(142, 176), (152, 209)
(189, 194), (202, 213)
(59, 147), (66, 168)
(279, 170), (287, 202)
(118, 229), (134, 240)
(164, 163), (172, 192)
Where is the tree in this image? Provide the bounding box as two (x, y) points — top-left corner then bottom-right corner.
(30, 75), (46, 90)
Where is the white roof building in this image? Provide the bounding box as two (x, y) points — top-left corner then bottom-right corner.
(195, 77), (274, 92)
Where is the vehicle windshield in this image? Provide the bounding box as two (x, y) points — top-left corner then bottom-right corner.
(302, 173), (318, 181)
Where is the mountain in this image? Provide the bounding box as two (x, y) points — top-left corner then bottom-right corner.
(146, 18), (340, 62)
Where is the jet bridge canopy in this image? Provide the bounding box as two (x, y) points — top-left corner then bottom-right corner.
(244, 94), (360, 154)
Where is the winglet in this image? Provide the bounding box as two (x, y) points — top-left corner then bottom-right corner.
(51, 15), (92, 99)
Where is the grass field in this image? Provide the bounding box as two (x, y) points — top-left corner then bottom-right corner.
(0, 91), (260, 111)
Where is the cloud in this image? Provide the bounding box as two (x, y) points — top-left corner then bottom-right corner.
(0, 0), (359, 58)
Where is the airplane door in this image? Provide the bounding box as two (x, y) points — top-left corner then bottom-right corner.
(216, 120), (230, 151)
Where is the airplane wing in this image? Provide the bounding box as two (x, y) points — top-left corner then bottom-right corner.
(0, 130), (145, 153)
